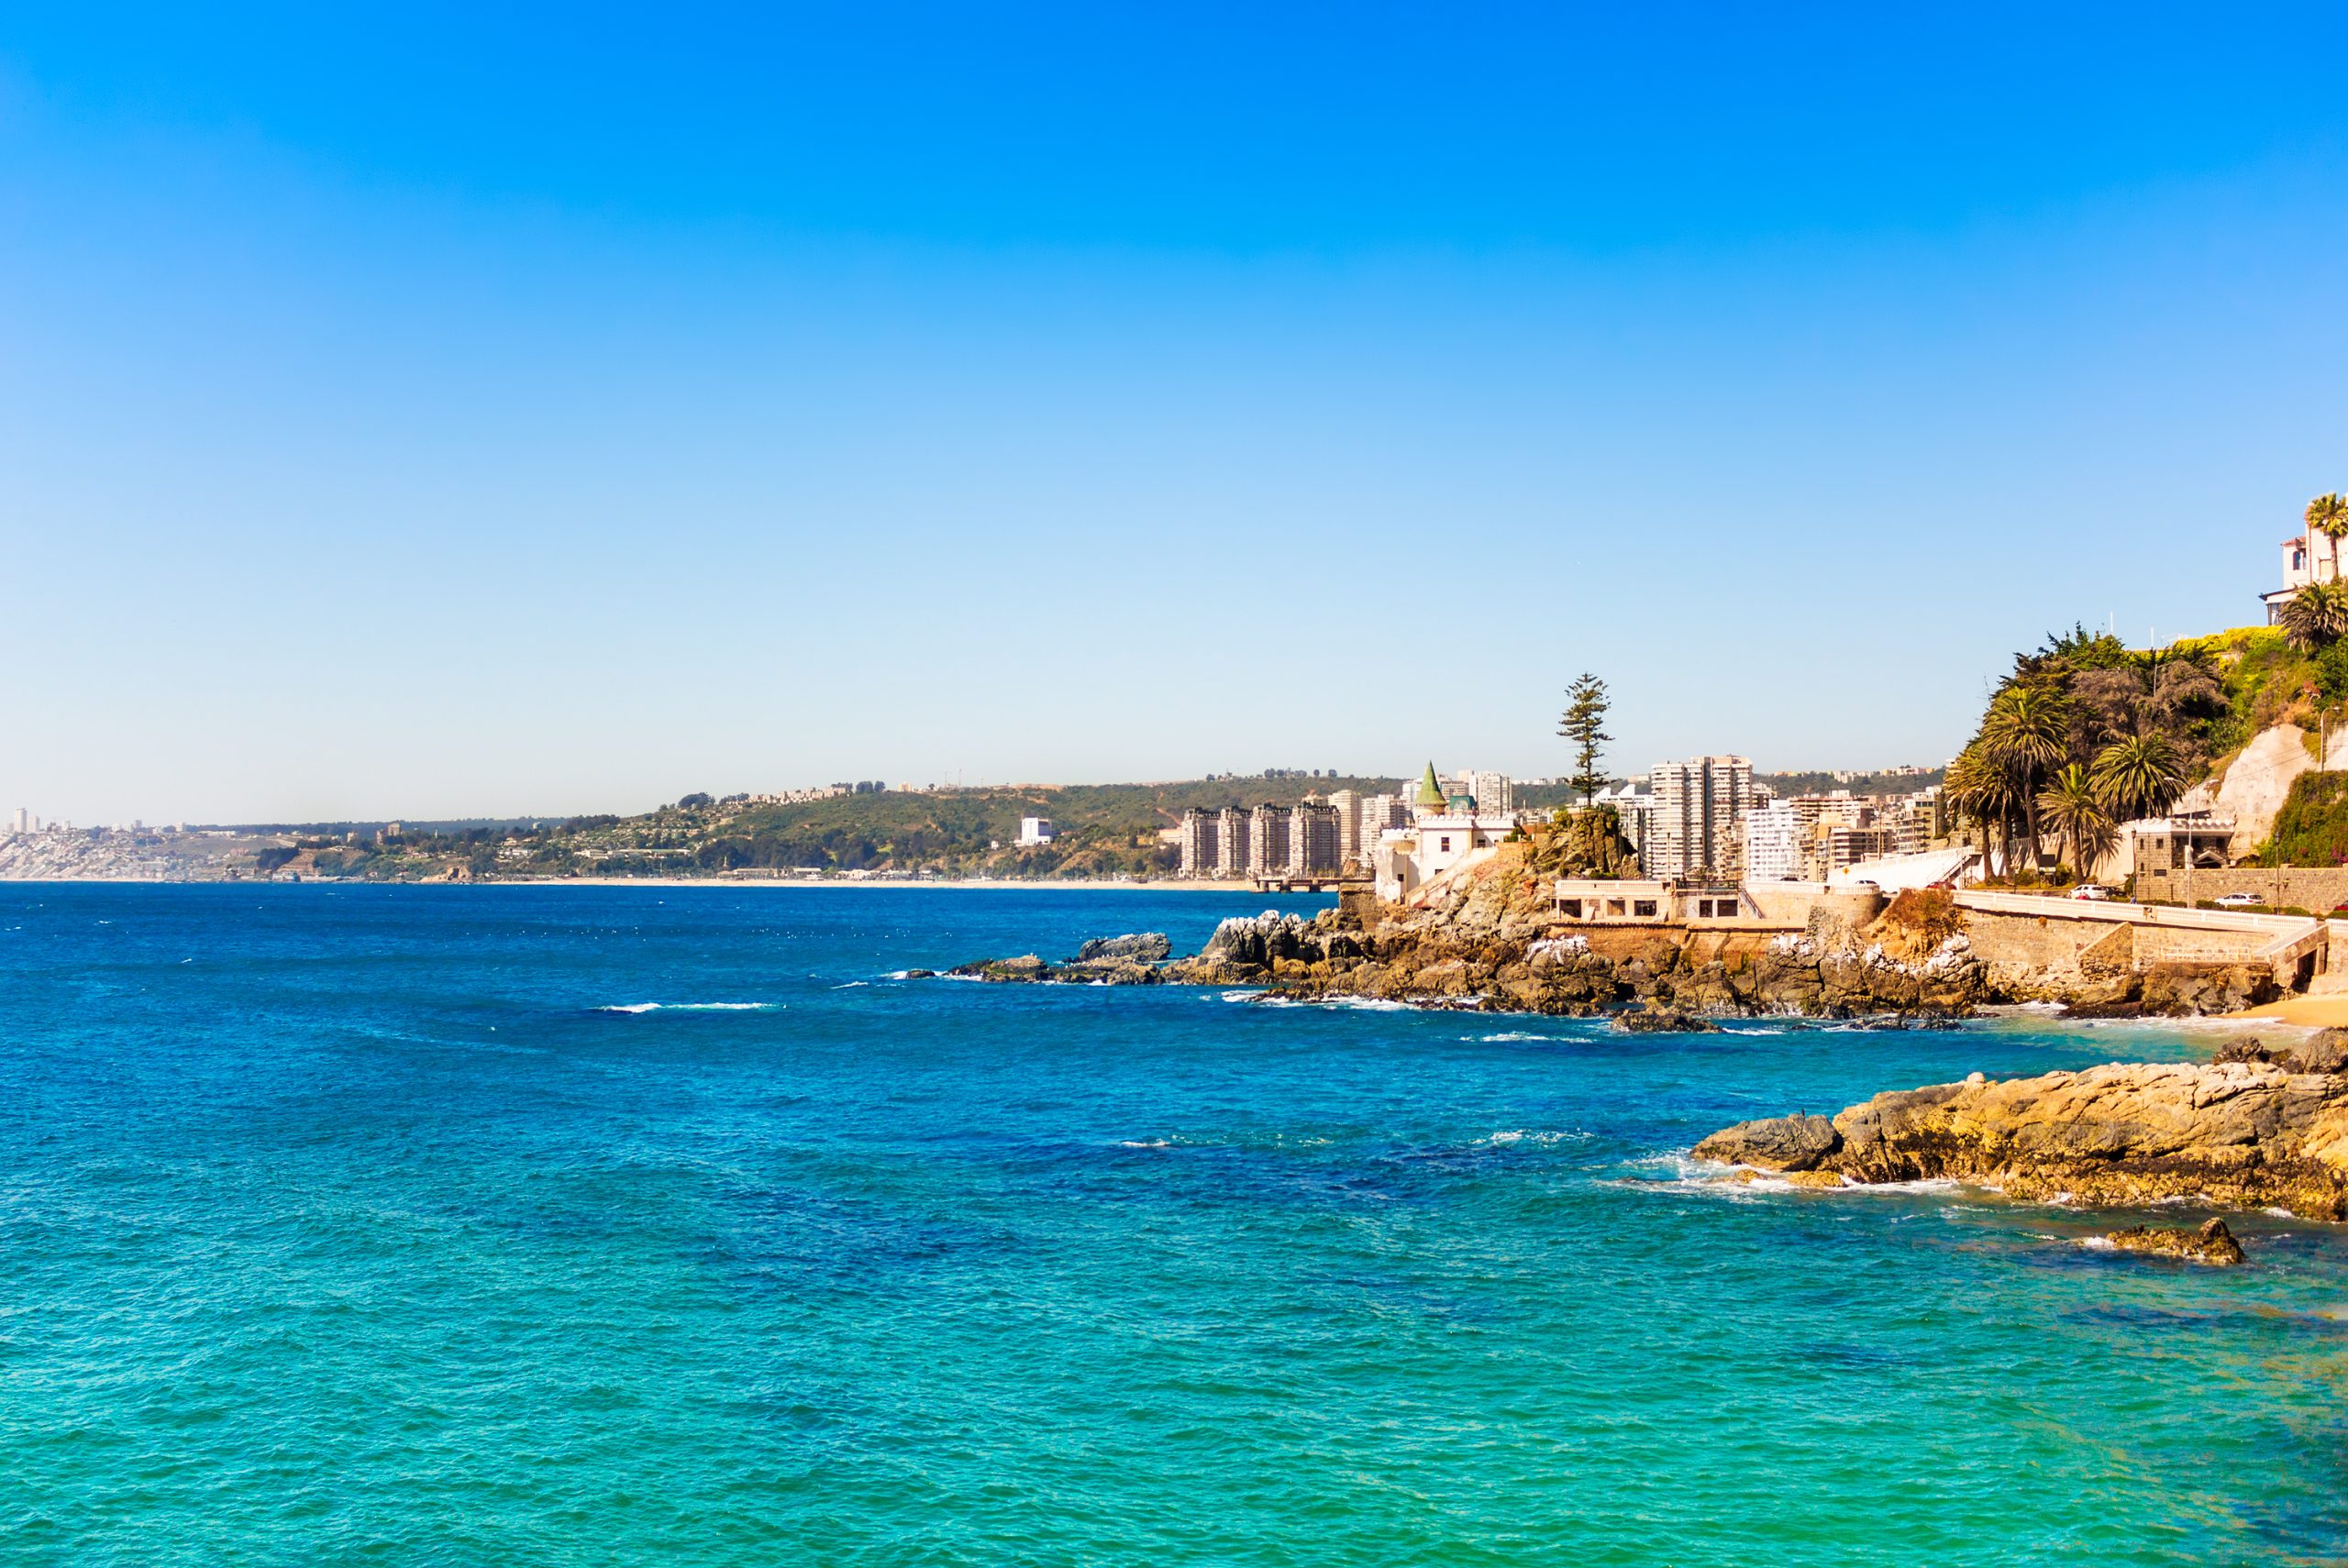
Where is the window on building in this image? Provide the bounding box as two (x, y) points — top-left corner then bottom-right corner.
(1634, 900), (1656, 917)
(1606, 899), (1626, 916)
(1439, 836), (1452, 852)
(1557, 899), (1582, 918)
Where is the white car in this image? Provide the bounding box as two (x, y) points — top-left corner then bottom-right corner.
(2069, 884), (2118, 901)
(2211, 891), (2265, 910)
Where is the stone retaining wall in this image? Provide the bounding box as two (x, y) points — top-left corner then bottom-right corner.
(1963, 908), (2278, 982)
(2134, 865), (2348, 912)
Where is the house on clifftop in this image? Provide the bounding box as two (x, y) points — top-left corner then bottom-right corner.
(2264, 507), (2338, 624)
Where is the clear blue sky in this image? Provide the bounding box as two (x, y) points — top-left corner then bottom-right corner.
(6, 5), (2347, 823)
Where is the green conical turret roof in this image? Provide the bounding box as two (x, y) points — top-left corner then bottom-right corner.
(1414, 762), (1446, 810)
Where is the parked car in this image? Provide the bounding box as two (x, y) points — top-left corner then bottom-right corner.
(2212, 891), (2265, 910)
(2069, 884), (2119, 900)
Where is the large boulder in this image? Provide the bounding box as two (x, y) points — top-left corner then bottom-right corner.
(2216, 1028), (2348, 1076)
(1202, 911), (1317, 968)
(1695, 1111), (1843, 1170)
(1074, 932), (1171, 963)
(2138, 963), (2278, 1017)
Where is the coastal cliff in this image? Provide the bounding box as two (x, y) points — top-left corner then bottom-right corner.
(1695, 1032), (2348, 1219)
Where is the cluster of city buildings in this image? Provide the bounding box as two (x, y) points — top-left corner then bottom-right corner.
(1169, 755), (1949, 900)
(1174, 767), (1521, 886)
(0, 818), (236, 881)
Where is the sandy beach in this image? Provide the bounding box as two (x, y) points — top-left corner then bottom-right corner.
(2228, 995), (2348, 1027)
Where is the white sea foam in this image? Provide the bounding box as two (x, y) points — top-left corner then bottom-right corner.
(595, 1001), (778, 1014)
(1476, 1031), (1559, 1043)
(1119, 1138), (1172, 1149)
(831, 981), (869, 989)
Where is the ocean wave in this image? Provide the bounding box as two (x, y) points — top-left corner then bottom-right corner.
(594, 1001), (779, 1014)
(830, 981), (869, 989)
(1119, 1138), (1173, 1149)
(1475, 1031), (1560, 1043)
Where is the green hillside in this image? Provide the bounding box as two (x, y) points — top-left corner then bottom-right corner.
(336, 776), (1408, 881)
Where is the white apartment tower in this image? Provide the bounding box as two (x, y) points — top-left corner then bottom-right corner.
(1468, 771), (1513, 816)
(1356, 793), (1408, 869)
(1327, 789), (1362, 862)
(1645, 756), (1756, 880)
(1742, 798), (1802, 881)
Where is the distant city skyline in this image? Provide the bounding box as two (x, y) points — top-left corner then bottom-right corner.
(6, 7), (2347, 823)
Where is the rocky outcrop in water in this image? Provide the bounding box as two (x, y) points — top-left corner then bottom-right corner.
(2104, 1217), (2245, 1264)
(1075, 932), (1172, 963)
(949, 949), (1165, 985)
(1611, 1005), (1721, 1034)
(1697, 1036), (2348, 1219)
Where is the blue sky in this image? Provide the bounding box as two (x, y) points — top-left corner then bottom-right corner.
(6, 5), (2348, 822)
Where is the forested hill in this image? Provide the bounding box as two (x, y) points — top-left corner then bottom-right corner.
(305, 776), (1408, 881)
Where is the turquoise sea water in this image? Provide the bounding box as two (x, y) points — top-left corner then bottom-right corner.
(3, 885), (2345, 1565)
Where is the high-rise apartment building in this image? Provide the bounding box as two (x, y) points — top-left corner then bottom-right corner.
(1248, 804), (1290, 876)
(1288, 802), (1341, 876)
(1742, 798), (1802, 881)
(1216, 807), (1252, 877)
(1468, 771), (1513, 815)
(1356, 793), (1407, 869)
(1179, 808), (1221, 878)
(1327, 790), (1362, 861)
(1645, 756), (1756, 879)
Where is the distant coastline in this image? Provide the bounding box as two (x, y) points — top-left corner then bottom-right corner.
(2, 875), (1290, 893)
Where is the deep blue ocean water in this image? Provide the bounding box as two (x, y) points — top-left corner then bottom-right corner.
(3, 884), (2345, 1565)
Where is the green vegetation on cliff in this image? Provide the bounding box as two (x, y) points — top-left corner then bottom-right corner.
(2258, 770), (2348, 868)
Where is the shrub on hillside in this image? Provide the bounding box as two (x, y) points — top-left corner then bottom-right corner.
(1875, 887), (1966, 963)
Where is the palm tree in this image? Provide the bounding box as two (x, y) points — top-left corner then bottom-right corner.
(1945, 744), (2019, 878)
(2090, 732), (2188, 823)
(2039, 763), (2116, 879)
(1981, 683), (2070, 867)
(2280, 579), (2348, 653)
(2309, 492), (2348, 582)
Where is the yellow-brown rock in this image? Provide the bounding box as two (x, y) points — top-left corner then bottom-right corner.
(1697, 1059), (2348, 1220)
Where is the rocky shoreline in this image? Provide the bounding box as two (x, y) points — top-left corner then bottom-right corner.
(946, 838), (2279, 1021)
(1695, 1032), (2348, 1220)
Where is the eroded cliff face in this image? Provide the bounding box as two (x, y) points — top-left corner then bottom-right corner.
(1695, 1034), (2348, 1220)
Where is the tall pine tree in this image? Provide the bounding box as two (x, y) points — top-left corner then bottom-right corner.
(1557, 673), (1611, 807)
